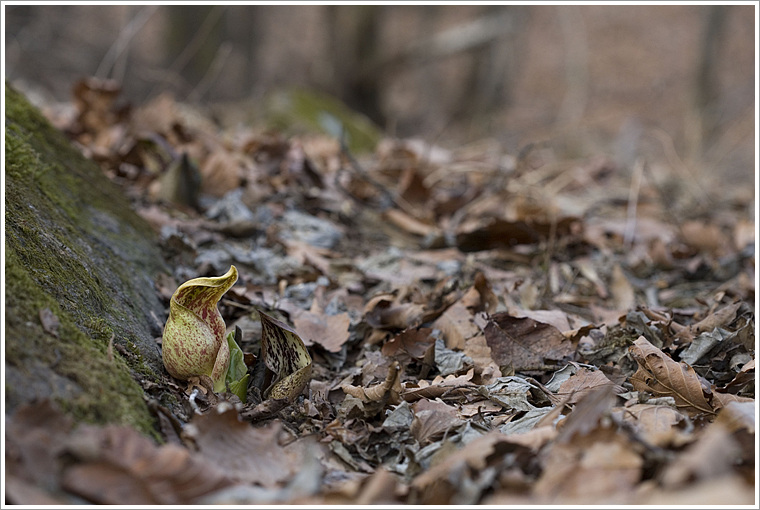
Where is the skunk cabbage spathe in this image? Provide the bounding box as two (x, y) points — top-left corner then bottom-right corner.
(162, 265), (238, 393)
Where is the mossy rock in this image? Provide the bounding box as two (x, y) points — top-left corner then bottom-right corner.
(264, 87), (382, 153)
(4, 83), (168, 437)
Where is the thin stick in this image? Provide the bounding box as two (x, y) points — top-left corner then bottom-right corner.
(624, 158), (644, 249)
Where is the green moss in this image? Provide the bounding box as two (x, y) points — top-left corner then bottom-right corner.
(5, 246), (158, 438)
(264, 87), (382, 153)
(4, 83), (166, 439)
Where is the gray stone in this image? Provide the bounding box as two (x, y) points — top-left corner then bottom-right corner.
(5, 84), (168, 435)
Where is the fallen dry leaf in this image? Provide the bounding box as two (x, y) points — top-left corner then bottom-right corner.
(293, 310), (351, 353)
(673, 301), (742, 345)
(431, 300), (479, 349)
(533, 428), (643, 503)
(484, 312), (575, 373)
(555, 366), (624, 404)
(381, 327), (435, 360)
(365, 293), (427, 331)
(679, 220), (729, 257)
(660, 420), (740, 488)
(620, 403), (689, 447)
(629, 336), (715, 416)
(342, 361), (401, 403)
(5, 401), (73, 493)
(62, 424), (233, 504)
(463, 333), (502, 384)
(38, 308), (60, 337)
(190, 408), (310, 488)
(410, 430), (533, 504)
(610, 264), (635, 311)
(410, 398), (464, 444)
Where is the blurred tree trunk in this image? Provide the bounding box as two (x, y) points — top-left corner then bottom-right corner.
(214, 6), (266, 99)
(326, 5), (386, 127)
(687, 5), (728, 158)
(456, 5), (525, 121)
(164, 5), (223, 96)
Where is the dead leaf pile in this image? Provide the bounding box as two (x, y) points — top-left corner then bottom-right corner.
(5, 78), (755, 505)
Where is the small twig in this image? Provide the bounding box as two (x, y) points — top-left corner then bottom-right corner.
(239, 397), (290, 423)
(107, 333), (115, 363)
(623, 158), (644, 249)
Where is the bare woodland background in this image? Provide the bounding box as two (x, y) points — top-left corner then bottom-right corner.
(5, 4), (755, 188)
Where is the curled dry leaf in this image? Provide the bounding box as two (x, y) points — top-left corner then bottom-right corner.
(673, 302), (742, 345)
(629, 336), (714, 416)
(723, 358), (754, 393)
(401, 369), (476, 402)
(162, 265), (238, 393)
(365, 294), (427, 331)
(342, 361), (401, 403)
(259, 311), (312, 401)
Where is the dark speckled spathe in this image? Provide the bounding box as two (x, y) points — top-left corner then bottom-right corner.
(258, 311), (312, 401)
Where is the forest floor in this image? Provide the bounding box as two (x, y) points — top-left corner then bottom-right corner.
(5, 78), (756, 505)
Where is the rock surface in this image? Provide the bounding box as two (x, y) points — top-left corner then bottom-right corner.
(5, 84), (168, 436)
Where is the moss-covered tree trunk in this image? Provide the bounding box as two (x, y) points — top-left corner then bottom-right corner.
(4, 84), (169, 437)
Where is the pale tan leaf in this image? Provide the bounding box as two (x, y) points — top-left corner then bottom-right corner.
(673, 302), (742, 344)
(629, 336), (714, 415)
(716, 400), (755, 433)
(293, 310), (350, 353)
(621, 403), (688, 447)
(381, 327), (435, 360)
(610, 264), (635, 311)
(463, 334), (501, 384)
(431, 301), (479, 349)
(556, 367), (624, 404)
